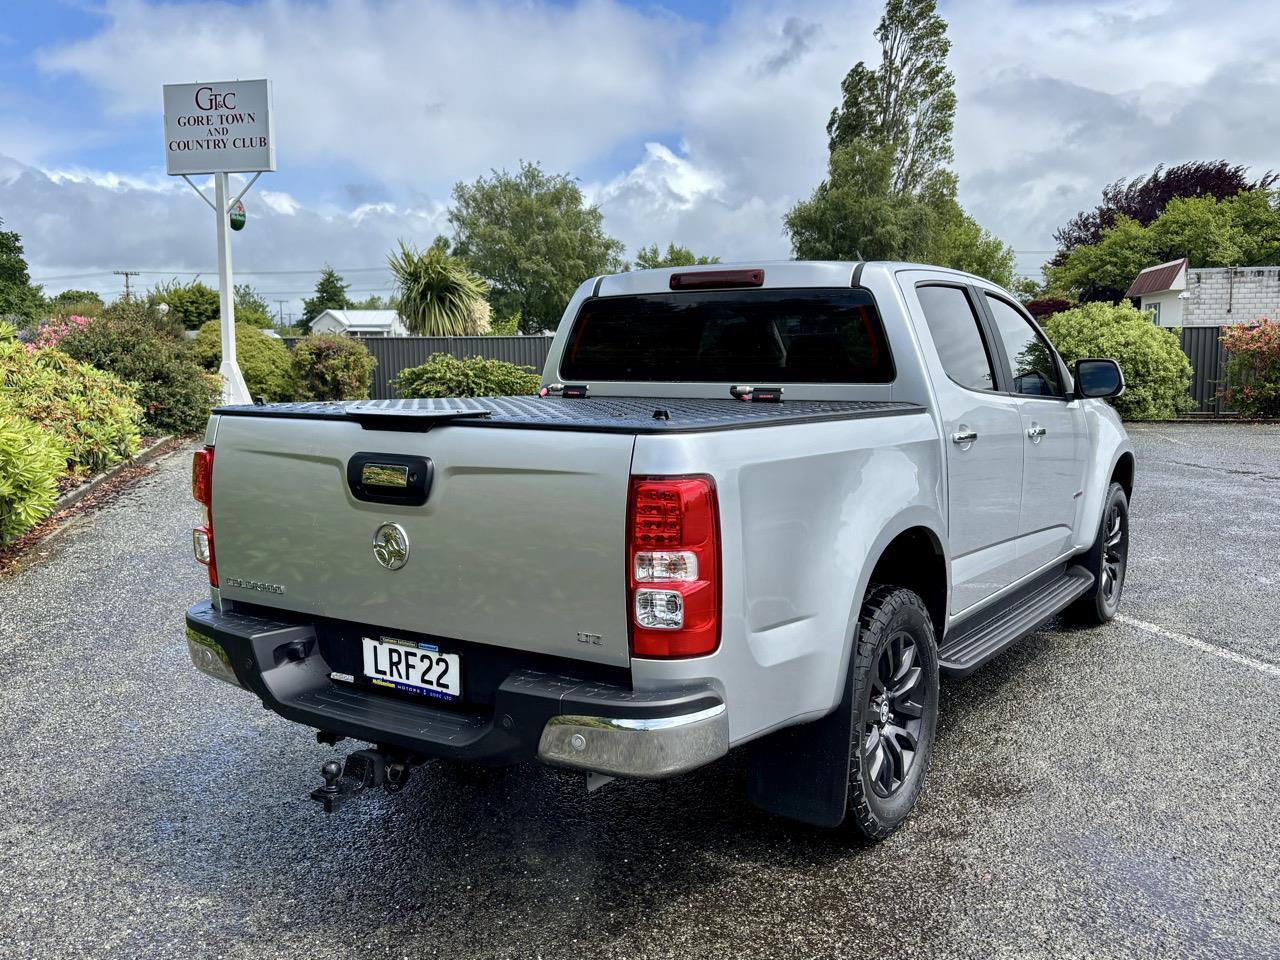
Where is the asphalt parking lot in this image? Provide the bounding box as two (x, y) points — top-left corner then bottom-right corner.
(0, 422), (1277, 960)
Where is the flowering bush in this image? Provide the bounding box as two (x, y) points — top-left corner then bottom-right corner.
(26, 315), (92, 353)
(1222, 319), (1280, 418)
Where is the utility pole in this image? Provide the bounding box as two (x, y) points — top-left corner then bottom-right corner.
(276, 300), (288, 328)
(113, 270), (141, 299)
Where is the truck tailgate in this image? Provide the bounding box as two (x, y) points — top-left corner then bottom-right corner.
(209, 415), (635, 667)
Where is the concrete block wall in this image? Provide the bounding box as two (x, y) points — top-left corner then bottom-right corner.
(1183, 267), (1280, 326)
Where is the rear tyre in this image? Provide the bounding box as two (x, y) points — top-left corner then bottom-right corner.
(1065, 482), (1129, 626)
(842, 586), (940, 841)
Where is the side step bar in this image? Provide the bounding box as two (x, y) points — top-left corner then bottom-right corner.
(939, 564), (1094, 676)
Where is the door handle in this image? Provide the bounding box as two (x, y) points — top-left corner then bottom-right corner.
(1027, 424), (1047, 442)
(951, 429), (978, 445)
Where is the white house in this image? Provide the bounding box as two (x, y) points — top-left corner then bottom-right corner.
(1125, 258), (1188, 327)
(310, 309), (408, 337)
(1127, 258), (1280, 327)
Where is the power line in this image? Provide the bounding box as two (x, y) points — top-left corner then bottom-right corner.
(32, 266), (395, 284)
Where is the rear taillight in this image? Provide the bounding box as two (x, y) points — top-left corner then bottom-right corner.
(191, 446), (217, 587)
(627, 476), (720, 657)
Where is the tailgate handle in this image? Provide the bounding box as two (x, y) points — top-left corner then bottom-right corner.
(347, 453), (433, 506)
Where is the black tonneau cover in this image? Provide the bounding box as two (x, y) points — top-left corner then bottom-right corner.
(214, 397), (923, 434)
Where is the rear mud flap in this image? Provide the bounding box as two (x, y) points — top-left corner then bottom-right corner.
(744, 647), (855, 828)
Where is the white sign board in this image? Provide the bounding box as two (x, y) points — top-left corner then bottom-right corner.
(163, 79), (275, 176)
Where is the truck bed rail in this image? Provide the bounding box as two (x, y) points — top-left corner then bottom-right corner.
(214, 396), (924, 434)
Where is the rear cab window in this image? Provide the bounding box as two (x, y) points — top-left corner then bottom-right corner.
(915, 284), (997, 392)
(559, 289), (895, 385)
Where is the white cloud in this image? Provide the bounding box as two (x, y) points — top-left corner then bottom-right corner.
(1, 155), (447, 317)
(14, 0), (1280, 294)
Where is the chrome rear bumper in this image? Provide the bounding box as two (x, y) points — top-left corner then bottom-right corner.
(538, 703), (729, 779)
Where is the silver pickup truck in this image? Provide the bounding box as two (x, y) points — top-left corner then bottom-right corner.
(184, 261), (1133, 838)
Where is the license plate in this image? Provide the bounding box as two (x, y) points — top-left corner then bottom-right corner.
(360, 636), (462, 700)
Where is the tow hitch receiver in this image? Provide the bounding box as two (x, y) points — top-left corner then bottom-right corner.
(310, 749), (412, 813)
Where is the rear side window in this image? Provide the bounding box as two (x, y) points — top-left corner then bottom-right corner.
(985, 295), (1064, 398)
(560, 289), (895, 384)
(915, 284), (996, 391)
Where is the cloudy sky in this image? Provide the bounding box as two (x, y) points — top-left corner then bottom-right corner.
(3, 0), (1278, 319)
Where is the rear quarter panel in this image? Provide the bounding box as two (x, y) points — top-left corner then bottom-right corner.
(629, 412), (945, 744)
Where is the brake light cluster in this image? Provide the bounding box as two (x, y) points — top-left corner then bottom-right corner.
(191, 446), (217, 587)
(627, 476), (720, 657)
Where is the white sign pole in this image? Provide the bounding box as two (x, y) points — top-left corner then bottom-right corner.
(163, 79), (275, 407)
(214, 172), (250, 404)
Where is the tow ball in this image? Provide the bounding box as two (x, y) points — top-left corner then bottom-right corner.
(310, 749), (413, 813)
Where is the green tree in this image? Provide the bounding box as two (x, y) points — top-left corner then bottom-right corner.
(786, 140), (938, 262)
(929, 205), (1016, 289)
(633, 244), (720, 269)
(449, 162), (626, 332)
(147, 280), (220, 330)
(826, 0), (956, 198)
(47, 289), (104, 317)
(1053, 160), (1277, 261)
(0, 217), (44, 321)
(1047, 190), (1280, 301)
(388, 241), (489, 336)
(301, 266), (352, 333)
(786, 0), (1013, 284)
(234, 284), (275, 328)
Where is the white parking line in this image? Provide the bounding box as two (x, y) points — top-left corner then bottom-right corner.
(1117, 614), (1280, 679)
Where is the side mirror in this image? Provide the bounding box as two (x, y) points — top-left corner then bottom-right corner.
(1074, 358), (1125, 399)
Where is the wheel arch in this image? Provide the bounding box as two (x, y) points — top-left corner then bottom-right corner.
(836, 508), (950, 694)
(1111, 450), (1135, 499)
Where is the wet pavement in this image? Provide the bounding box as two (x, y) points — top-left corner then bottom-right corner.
(0, 423), (1277, 959)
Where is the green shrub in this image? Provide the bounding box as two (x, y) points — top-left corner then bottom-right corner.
(0, 328), (142, 474)
(58, 299), (218, 435)
(290, 334), (376, 401)
(0, 404), (69, 544)
(192, 321), (293, 402)
(1042, 302), (1193, 420)
(391, 352), (541, 398)
(1222, 319), (1280, 418)
(147, 280), (220, 330)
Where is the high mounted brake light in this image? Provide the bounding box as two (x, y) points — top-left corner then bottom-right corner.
(191, 446), (217, 587)
(668, 268), (764, 290)
(627, 476), (720, 657)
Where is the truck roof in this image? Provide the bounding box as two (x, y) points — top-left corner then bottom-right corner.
(592, 260), (989, 298)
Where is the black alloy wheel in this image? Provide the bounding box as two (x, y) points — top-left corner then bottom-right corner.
(1065, 481), (1130, 625)
(1100, 498), (1128, 606)
(844, 586), (939, 840)
(862, 629), (928, 799)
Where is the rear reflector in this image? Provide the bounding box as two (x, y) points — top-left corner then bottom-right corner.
(627, 476), (720, 658)
(669, 268), (764, 290)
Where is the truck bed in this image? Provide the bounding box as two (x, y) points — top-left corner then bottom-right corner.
(214, 396), (924, 434)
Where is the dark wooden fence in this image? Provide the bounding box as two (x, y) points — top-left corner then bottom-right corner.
(283, 335), (554, 400)
(283, 328), (1234, 414)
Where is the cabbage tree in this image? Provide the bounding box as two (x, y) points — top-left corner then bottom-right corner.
(388, 241), (489, 336)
